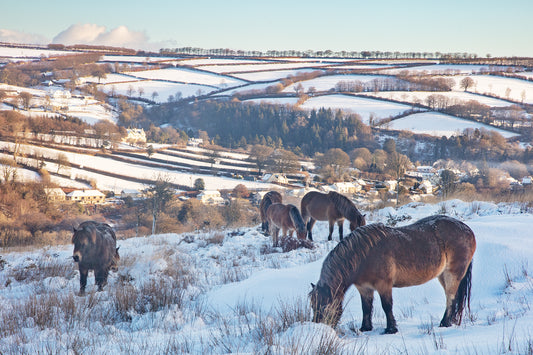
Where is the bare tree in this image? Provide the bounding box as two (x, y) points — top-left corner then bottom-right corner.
(249, 144), (274, 175)
(56, 153), (70, 174)
(19, 92), (32, 110)
(459, 77), (474, 92)
(386, 152), (412, 205)
(315, 148), (351, 182)
(0, 157), (18, 184)
(145, 174), (174, 235)
(266, 149), (300, 174)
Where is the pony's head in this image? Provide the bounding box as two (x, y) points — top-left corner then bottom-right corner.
(72, 225), (94, 263)
(296, 228), (307, 240)
(309, 282), (343, 327)
(349, 214), (366, 231)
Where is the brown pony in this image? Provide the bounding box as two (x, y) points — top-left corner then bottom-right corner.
(301, 191), (366, 241)
(72, 221), (120, 295)
(310, 215), (476, 334)
(259, 190), (283, 233)
(266, 203), (307, 247)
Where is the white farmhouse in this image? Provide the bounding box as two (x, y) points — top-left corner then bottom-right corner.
(197, 190), (225, 205)
(327, 182), (361, 194)
(123, 128), (146, 145)
(261, 173), (288, 185)
(418, 180), (433, 194)
(52, 90), (71, 100)
(66, 189), (106, 204)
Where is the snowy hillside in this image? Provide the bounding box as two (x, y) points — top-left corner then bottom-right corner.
(0, 200), (532, 354)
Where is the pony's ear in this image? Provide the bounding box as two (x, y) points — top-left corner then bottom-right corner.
(310, 283), (316, 289)
(363, 214), (366, 218)
(73, 226), (78, 233)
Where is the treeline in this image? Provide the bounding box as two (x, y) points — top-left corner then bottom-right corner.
(166, 100), (377, 155)
(0, 111), (126, 149)
(431, 129), (532, 163)
(162, 47), (480, 60)
(0, 53), (108, 87)
(47, 43), (137, 55)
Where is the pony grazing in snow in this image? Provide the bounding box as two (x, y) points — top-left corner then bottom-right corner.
(72, 221), (120, 295)
(310, 215), (476, 334)
(266, 203), (307, 247)
(259, 190), (283, 234)
(301, 191), (366, 241)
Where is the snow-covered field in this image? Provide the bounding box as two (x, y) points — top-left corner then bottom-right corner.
(382, 64), (504, 75)
(99, 80), (217, 102)
(0, 200), (532, 354)
(368, 90), (514, 107)
(385, 112), (520, 138)
(124, 68), (247, 89)
(229, 68), (325, 82)
(282, 74), (391, 93)
(0, 141), (276, 193)
(299, 94), (415, 124)
(212, 82), (281, 97)
(196, 61), (330, 74)
(450, 75), (533, 104)
(242, 97), (300, 106)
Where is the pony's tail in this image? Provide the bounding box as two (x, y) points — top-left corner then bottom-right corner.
(289, 206), (306, 233)
(452, 261), (473, 325)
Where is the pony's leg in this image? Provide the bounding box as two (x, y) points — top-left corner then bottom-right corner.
(379, 289), (398, 334)
(357, 286), (374, 332)
(328, 221), (335, 241)
(438, 270), (463, 327)
(79, 266), (88, 295)
(337, 219), (344, 240)
(306, 218), (316, 241)
(95, 268), (109, 291)
(272, 227), (280, 247)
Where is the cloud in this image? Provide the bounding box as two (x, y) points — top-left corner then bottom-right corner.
(0, 29), (48, 44)
(52, 23), (161, 51)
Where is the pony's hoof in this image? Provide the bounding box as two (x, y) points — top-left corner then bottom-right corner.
(384, 326), (398, 334)
(360, 325), (373, 332)
(439, 320), (452, 327)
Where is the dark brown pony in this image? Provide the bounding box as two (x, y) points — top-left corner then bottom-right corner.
(266, 203), (307, 247)
(301, 191), (366, 241)
(310, 215), (476, 334)
(72, 221), (120, 295)
(259, 190), (283, 233)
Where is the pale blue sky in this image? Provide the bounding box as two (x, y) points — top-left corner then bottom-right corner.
(2, 0), (532, 56)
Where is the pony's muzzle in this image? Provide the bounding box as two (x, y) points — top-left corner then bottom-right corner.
(72, 252), (81, 262)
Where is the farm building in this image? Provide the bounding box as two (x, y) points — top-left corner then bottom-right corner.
(66, 189), (106, 204)
(197, 190), (226, 205)
(44, 187), (66, 202)
(123, 128), (146, 144)
(261, 173), (288, 185)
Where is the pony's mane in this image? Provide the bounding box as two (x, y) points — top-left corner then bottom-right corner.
(288, 205), (306, 232)
(327, 191), (363, 223)
(262, 191), (282, 212)
(319, 223), (390, 289)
